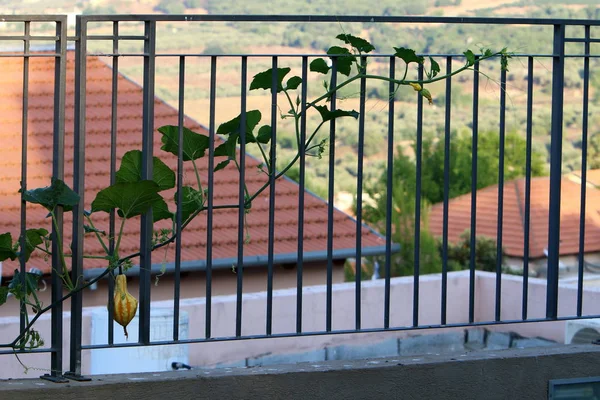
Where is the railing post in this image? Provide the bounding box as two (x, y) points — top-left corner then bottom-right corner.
(65, 15), (90, 381)
(138, 20), (157, 344)
(546, 23), (565, 319)
(40, 16), (69, 383)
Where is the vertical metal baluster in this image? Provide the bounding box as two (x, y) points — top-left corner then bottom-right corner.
(18, 20), (30, 350)
(577, 25), (591, 317)
(384, 56), (395, 329)
(138, 20), (156, 344)
(107, 20), (119, 347)
(469, 57), (480, 324)
(355, 56), (367, 331)
(266, 57), (278, 336)
(495, 61), (507, 322)
(296, 57), (308, 334)
(413, 64), (424, 327)
(173, 56), (185, 341)
(546, 24), (565, 319)
(326, 59), (338, 332)
(522, 57), (534, 321)
(206, 56), (217, 339)
(235, 56), (248, 337)
(49, 17), (67, 381)
(441, 56), (452, 325)
(69, 15), (87, 379)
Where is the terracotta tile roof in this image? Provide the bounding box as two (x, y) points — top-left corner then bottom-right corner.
(0, 52), (385, 276)
(567, 169), (600, 188)
(428, 176), (600, 258)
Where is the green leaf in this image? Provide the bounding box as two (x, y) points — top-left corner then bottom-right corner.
(256, 125), (272, 144)
(9, 270), (41, 297)
(23, 228), (48, 262)
(464, 50), (476, 67)
(0, 287), (8, 306)
(22, 178), (80, 212)
(91, 181), (163, 219)
(217, 110), (262, 143)
(314, 105), (359, 122)
(0, 233), (17, 262)
(158, 125), (210, 162)
(393, 47), (424, 65)
(285, 76), (302, 90)
(429, 57), (440, 78)
(152, 197), (173, 223)
(310, 58), (330, 74)
(249, 67), (291, 93)
(327, 46), (356, 76)
(214, 159), (231, 172)
(116, 150), (176, 191)
(217, 110), (262, 136)
(214, 133), (238, 158)
(176, 186), (202, 223)
(336, 33), (375, 53)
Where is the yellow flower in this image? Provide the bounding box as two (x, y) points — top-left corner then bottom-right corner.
(409, 83), (422, 91)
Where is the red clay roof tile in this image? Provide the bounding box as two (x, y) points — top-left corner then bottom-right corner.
(428, 175), (600, 258)
(0, 52), (384, 276)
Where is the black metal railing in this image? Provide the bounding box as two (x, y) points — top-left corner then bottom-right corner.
(0, 14), (599, 381)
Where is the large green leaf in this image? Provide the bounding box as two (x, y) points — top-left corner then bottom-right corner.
(249, 67), (291, 93)
(0, 287), (8, 306)
(91, 181), (163, 219)
(9, 269), (41, 297)
(22, 178), (80, 212)
(0, 233), (17, 262)
(393, 47), (424, 66)
(336, 34), (375, 53)
(214, 133), (238, 158)
(285, 76), (303, 90)
(326, 46), (356, 76)
(23, 228), (49, 262)
(176, 186), (203, 223)
(217, 110), (262, 143)
(152, 197), (173, 223)
(310, 58), (330, 75)
(214, 159), (231, 172)
(115, 150), (176, 191)
(256, 125), (272, 144)
(213, 133), (238, 172)
(314, 105), (359, 122)
(158, 125), (210, 162)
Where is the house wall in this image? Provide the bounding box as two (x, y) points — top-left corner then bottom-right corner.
(1, 271), (599, 379)
(505, 253), (600, 278)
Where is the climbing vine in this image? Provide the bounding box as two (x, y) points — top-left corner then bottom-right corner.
(0, 33), (509, 354)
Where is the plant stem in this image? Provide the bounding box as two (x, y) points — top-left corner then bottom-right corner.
(50, 211), (73, 290)
(85, 213), (110, 255)
(190, 158), (205, 206)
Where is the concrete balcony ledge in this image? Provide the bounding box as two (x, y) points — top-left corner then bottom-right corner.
(3, 344), (600, 400)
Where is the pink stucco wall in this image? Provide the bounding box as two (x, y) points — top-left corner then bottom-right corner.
(1, 271), (599, 378)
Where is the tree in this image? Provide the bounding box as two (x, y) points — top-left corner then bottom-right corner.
(420, 129), (547, 204)
(360, 128), (540, 278)
(361, 150), (442, 278)
(444, 230), (501, 272)
(589, 132), (600, 170)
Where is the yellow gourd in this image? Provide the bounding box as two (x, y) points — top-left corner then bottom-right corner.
(113, 274), (138, 339)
